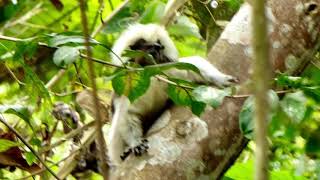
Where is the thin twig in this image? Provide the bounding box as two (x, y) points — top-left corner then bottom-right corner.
(45, 69), (66, 90)
(4, 64), (26, 85)
(80, 53), (123, 68)
(0, 114), (61, 180)
(204, 4), (216, 22)
(91, 0), (129, 38)
(155, 75), (194, 89)
(108, 0), (114, 10)
(16, 145), (82, 180)
(0, 35), (24, 42)
(32, 4), (81, 36)
(311, 60), (320, 70)
(161, 0), (188, 26)
(0, 3), (43, 32)
(39, 121), (95, 154)
(51, 90), (82, 97)
(53, 129), (97, 179)
(90, 0), (105, 33)
(195, 0), (211, 4)
(73, 63), (86, 88)
(79, 54), (296, 98)
(78, 0), (109, 179)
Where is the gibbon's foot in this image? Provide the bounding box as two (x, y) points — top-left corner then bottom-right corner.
(120, 139), (149, 161)
(227, 76), (239, 84)
(120, 148), (132, 161)
(218, 75), (239, 87)
(133, 139), (149, 156)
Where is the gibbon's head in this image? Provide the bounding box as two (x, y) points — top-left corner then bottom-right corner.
(111, 23), (179, 66)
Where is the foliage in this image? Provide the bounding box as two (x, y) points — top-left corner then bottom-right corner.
(236, 72), (320, 179)
(0, 0), (319, 179)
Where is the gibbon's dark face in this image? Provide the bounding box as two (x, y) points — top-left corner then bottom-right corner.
(129, 39), (172, 66)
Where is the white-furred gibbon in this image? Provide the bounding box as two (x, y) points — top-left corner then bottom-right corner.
(108, 23), (237, 166)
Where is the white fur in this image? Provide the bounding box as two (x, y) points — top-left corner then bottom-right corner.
(108, 24), (236, 166)
(111, 24), (179, 65)
(178, 56), (235, 87)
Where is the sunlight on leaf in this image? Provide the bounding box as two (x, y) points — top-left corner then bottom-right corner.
(0, 139), (20, 152)
(53, 46), (80, 67)
(0, 105), (33, 129)
(192, 86), (231, 108)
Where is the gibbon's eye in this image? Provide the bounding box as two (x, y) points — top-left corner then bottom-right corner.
(127, 38), (168, 66)
(153, 40), (164, 51)
(129, 39), (147, 50)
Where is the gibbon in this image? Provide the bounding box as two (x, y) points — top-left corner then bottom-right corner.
(108, 23), (236, 165)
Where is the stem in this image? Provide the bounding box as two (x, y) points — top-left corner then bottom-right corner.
(45, 69), (66, 90)
(80, 54), (123, 68)
(0, 114), (61, 180)
(251, 0), (271, 179)
(78, 0), (109, 179)
(4, 64), (26, 85)
(91, 0), (129, 38)
(15, 149), (80, 180)
(39, 121), (95, 154)
(161, 0), (188, 26)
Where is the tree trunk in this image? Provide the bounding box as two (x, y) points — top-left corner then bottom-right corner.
(111, 0), (320, 179)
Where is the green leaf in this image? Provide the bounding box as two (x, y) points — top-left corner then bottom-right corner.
(167, 79), (207, 116)
(302, 86), (320, 102)
(223, 0), (243, 11)
(48, 35), (99, 47)
(224, 160), (254, 180)
(30, 137), (41, 147)
(280, 91), (307, 124)
(167, 84), (193, 106)
(21, 61), (51, 102)
(122, 49), (156, 64)
(145, 62), (200, 75)
(53, 46), (80, 67)
(239, 90), (279, 139)
(0, 105), (33, 129)
(239, 96), (255, 139)
(192, 86), (231, 108)
(168, 16), (202, 39)
(139, 1), (166, 24)
(13, 41), (38, 60)
(305, 128), (320, 158)
(112, 69), (151, 102)
(275, 74), (312, 88)
(225, 159), (306, 180)
(0, 139), (19, 152)
(0, 4), (20, 23)
(191, 101), (206, 116)
(24, 151), (36, 166)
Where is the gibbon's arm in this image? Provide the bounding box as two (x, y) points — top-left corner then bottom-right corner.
(167, 56), (237, 87)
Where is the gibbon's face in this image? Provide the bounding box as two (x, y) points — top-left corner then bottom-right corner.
(111, 24), (179, 66)
(129, 39), (172, 66)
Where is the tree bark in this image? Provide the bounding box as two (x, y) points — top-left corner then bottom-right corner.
(111, 0), (320, 179)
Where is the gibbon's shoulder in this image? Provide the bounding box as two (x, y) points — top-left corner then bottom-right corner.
(111, 23), (179, 65)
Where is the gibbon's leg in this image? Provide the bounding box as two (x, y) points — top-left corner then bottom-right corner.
(108, 96), (128, 165)
(168, 56), (238, 87)
(119, 112), (149, 159)
(108, 96), (149, 164)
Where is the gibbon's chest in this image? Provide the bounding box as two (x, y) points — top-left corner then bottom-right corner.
(128, 78), (171, 133)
